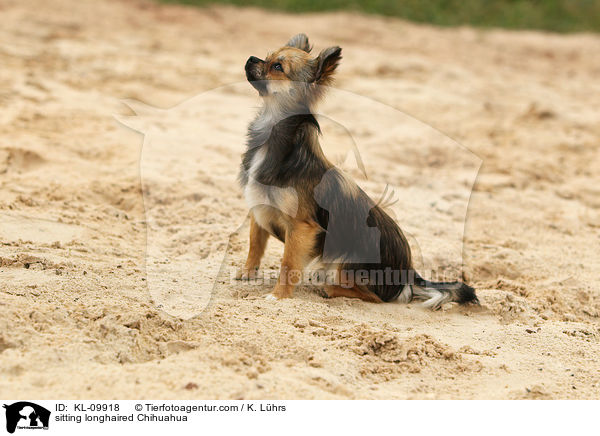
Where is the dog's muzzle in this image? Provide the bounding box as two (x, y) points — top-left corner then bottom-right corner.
(245, 56), (267, 94)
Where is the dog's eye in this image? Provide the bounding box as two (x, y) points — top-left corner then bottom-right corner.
(272, 63), (283, 72)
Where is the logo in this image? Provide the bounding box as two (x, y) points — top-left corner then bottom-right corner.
(2, 402), (50, 434)
(116, 84), (481, 318)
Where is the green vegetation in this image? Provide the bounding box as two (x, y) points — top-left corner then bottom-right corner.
(159, 0), (600, 33)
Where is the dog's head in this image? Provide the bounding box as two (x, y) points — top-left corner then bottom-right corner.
(245, 34), (341, 108)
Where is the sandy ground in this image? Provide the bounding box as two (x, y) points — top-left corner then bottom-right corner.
(1, 0), (599, 399)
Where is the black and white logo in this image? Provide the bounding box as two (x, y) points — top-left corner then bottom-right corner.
(2, 402), (50, 434)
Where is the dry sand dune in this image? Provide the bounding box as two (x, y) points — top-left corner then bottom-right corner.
(0, 0), (599, 399)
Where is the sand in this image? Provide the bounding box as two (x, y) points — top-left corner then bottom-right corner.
(0, 0), (599, 399)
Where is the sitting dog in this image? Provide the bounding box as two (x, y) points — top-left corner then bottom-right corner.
(238, 34), (478, 310)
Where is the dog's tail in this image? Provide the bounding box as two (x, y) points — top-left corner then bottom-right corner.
(398, 272), (479, 310)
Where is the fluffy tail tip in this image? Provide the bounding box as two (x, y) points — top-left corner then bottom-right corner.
(456, 283), (479, 306)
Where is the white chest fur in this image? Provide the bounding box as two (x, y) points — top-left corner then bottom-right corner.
(243, 146), (298, 234)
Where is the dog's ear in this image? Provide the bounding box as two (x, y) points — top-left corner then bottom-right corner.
(314, 46), (342, 85)
(286, 34), (311, 52)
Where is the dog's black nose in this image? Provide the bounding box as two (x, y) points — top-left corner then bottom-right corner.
(247, 56), (261, 64)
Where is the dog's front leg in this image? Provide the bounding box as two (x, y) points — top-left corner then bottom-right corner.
(237, 214), (270, 280)
(269, 220), (318, 300)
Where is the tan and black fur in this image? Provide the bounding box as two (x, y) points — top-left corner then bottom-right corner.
(238, 34), (478, 309)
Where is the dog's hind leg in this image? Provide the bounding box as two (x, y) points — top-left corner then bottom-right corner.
(324, 285), (382, 303)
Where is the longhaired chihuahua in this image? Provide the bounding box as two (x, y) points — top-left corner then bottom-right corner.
(238, 34), (478, 310)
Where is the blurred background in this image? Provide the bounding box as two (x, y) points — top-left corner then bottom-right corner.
(161, 0), (600, 32)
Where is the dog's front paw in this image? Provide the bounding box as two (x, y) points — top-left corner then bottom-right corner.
(264, 293), (278, 301)
(269, 283), (292, 299)
(235, 266), (259, 280)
